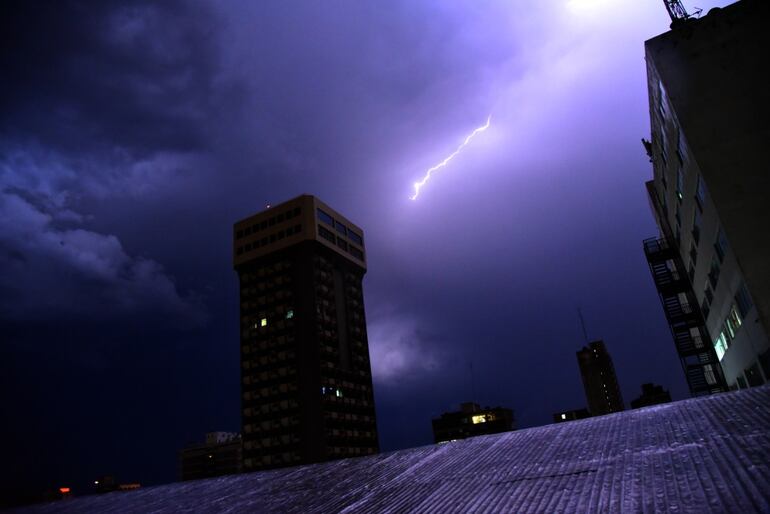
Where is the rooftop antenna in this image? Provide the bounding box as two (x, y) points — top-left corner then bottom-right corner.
(662, 0), (702, 27)
(577, 307), (589, 344)
(469, 360), (477, 403)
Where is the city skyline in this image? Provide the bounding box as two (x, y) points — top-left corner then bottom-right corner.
(0, 0), (738, 503)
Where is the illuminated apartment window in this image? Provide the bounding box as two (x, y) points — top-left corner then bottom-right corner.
(260, 318), (268, 327)
(560, 413), (567, 420)
(472, 415), (492, 424)
(714, 332), (729, 361)
(285, 310), (294, 319)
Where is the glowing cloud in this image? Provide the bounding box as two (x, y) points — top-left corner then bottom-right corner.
(410, 115), (491, 200)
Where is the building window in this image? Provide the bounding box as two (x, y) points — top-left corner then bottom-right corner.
(701, 298), (710, 321)
(285, 310), (294, 319)
(336, 237), (348, 251)
(695, 174), (706, 210)
(714, 229), (728, 262)
(317, 208), (334, 226)
(335, 221), (347, 236)
(349, 246), (364, 261)
(677, 128), (687, 166)
(260, 318), (268, 327)
(726, 303), (742, 338)
(658, 80), (669, 120)
(708, 254), (721, 288)
(318, 225), (335, 243)
(735, 282), (753, 318)
(349, 231), (363, 246)
(692, 208), (702, 244)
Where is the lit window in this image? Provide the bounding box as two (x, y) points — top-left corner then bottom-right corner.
(471, 415), (487, 424)
(260, 318), (268, 327)
(335, 389), (343, 398)
(285, 310), (294, 319)
(714, 332), (729, 361)
(561, 413), (567, 420)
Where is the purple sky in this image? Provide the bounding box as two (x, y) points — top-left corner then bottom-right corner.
(0, 0), (732, 499)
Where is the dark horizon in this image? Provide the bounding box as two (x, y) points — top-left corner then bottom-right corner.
(0, 0), (735, 505)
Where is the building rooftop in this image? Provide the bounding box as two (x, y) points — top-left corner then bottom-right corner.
(21, 385), (770, 513)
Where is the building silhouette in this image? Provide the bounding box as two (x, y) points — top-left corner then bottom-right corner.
(576, 340), (624, 416)
(233, 195), (378, 471)
(642, 0), (769, 393)
(179, 432), (242, 481)
(553, 408), (591, 424)
(630, 383), (672, 409)
(431, 402), (514, 443)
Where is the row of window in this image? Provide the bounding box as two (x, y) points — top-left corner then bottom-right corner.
(236, 207), (302, 239)
(252, 310), (294, 329)
(236, 225), (302, 256)
(317, 208), (364, 245)
(712, 283), (754, 360)
(317, 224), (365, 261)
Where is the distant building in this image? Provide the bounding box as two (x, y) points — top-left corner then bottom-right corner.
(432, 402), (514, 443)
(179, 432), (242, 481)
(642, 0), (769, 393)
(553, 408), (591, 423)
(576, 340), (624, 416)
(234, 195), (378, 471)
(631, 383), (672, 409)
(92, 475), (142, 494)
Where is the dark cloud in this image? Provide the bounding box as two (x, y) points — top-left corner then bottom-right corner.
(0, 0), (734, 504)
(0, 0), (220, 156)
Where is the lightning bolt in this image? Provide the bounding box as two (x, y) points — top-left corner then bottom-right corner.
(410, 115), (491, 200)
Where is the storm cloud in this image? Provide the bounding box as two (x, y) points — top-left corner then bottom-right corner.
(0, 0), (733, 500)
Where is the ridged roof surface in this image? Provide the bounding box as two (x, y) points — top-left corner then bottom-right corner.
(21, 385), (770, 513)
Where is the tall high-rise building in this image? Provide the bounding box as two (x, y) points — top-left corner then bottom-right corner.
(233, 195), (379, 471)
(576, 340), (624, 416)
(642, 0), (769, 394)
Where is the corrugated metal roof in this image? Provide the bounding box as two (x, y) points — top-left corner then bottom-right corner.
(20, 385), (770, 513)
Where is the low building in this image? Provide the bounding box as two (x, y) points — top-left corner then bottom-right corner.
(179, 432), (242, 481)
(431, 402), (514, 443)
(631, 383), (672, 409)
(553, 408), (591, 423)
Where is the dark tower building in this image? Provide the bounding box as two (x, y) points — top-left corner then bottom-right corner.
(642, 0), (768, 394)
(576, 340), (624, 416)
(233, 195), (378, 471)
